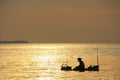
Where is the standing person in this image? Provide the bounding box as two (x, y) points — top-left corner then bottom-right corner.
(73, 58), (85, 72)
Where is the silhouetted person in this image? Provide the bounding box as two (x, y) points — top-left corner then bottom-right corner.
(73, 58), (85, 72)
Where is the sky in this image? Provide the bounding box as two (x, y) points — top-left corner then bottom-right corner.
(0, 0), (120, 43)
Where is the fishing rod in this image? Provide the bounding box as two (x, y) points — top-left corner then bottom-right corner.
(97, 45), (99, 66)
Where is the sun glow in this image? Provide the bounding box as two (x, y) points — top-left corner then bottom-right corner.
(31, 44), (66, 50)
(40, 55), (57, 62)
(37, 77), (51, 80)
(32, 55), (57, 63)
(30, 45), (57, 49)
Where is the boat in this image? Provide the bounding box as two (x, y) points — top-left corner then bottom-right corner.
(61, 45), (99, 72)
(61, 64), (99, 71)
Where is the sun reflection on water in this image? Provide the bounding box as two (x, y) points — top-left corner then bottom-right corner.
(36, 77), (52, 80)
(33, 55), (57, 63)
(31, 44), (66, 49)
(40, 46), (58, 49)
(0, 44), (119, 80)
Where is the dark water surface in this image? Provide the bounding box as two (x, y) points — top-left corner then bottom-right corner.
(0, 43), (120, 80)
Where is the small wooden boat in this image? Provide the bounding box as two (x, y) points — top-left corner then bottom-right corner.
(61, 64), (99, 71)
(61, 45), (99, 72)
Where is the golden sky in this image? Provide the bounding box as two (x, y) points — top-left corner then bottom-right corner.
(0, 0), (120, 43)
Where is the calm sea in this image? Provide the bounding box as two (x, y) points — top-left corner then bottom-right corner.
(0, 43), (120, 80)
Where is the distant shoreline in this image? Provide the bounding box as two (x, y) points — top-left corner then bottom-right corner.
(0, 41), (119, 44)
(0, 41), (28, 44)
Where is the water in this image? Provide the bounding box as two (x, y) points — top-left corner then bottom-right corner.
(0, 43), (120, 80)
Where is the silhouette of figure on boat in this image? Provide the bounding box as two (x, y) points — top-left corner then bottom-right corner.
(73, 58), (85, 72)
(61, 57), (99, 71)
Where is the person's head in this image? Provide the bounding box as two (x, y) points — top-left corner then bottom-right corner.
(78, 58), (82, 61)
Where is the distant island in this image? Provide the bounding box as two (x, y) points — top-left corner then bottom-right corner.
(0, 40), (28, 44)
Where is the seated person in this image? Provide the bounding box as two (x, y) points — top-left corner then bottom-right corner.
(73, 58), (85, 72)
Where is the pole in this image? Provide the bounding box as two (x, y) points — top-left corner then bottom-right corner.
(97, 45), (99, 66)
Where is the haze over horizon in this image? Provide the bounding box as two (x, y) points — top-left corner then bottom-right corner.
(1, 0), (120, 43)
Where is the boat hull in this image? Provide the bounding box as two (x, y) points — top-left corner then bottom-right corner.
(61, 65), (99, 71)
